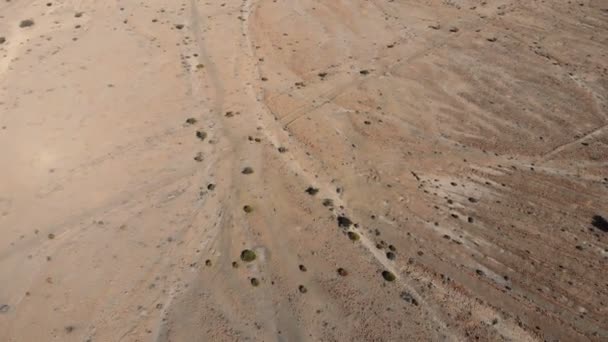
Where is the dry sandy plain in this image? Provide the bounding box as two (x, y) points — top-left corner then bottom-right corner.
(1, 0), (607, 341)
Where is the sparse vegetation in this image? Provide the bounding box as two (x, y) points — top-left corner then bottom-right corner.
(347, 231), (360, 241)
(250, 278), (259, 287)
(19, 19), (35, 28)
(196, 131), (207, 141)
(240, 249), (256, 262)
(305, 187), (319, 195)
(592, 215), (608, 232)
(382, 271), (396, 282)
(337, 216), (352, 228)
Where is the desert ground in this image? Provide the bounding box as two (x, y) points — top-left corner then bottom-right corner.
(0, 0), (607, 341)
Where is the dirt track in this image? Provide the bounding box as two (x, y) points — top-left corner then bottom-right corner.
(0, 0), (607, 341)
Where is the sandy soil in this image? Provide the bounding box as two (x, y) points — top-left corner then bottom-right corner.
(1, 0), (607, 341)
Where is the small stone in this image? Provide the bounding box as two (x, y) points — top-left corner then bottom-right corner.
(337, 268), (348, 276)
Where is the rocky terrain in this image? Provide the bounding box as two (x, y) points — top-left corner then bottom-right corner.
(0, 0), (607, 341)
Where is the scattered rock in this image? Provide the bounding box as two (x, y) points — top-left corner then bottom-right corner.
(0, 304), (9, 313)
(278, 146), (288, 153)
(0, 37), (5, 45)
(487, 37), (497, 42)
(449, 27), (459, 33)
(242, 167), (254, 175)
(337, 268), (348, 276)
(243, 205), (253, 213)
(347, 231), (360, 241)
(298, 285), (307, 294)
(318, 72), (328, 78)
(175, 24), (184, 30)
(322, 198), (334, 207)
(193, 152), (203, 162)
(386, 252), (396, 260)
(429, 24), (441, 30)
(205, 259), (212, 266)
(185, 118), (197, 125)
(64, 326), (75, 334)
(207, 183), (215, 191)
(48, 233), (55, 240)
(359, 69), (370, 75)
(299, 264), (307, 272)
(232, 261), (239, 268)
(240, 249), (256, 262)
